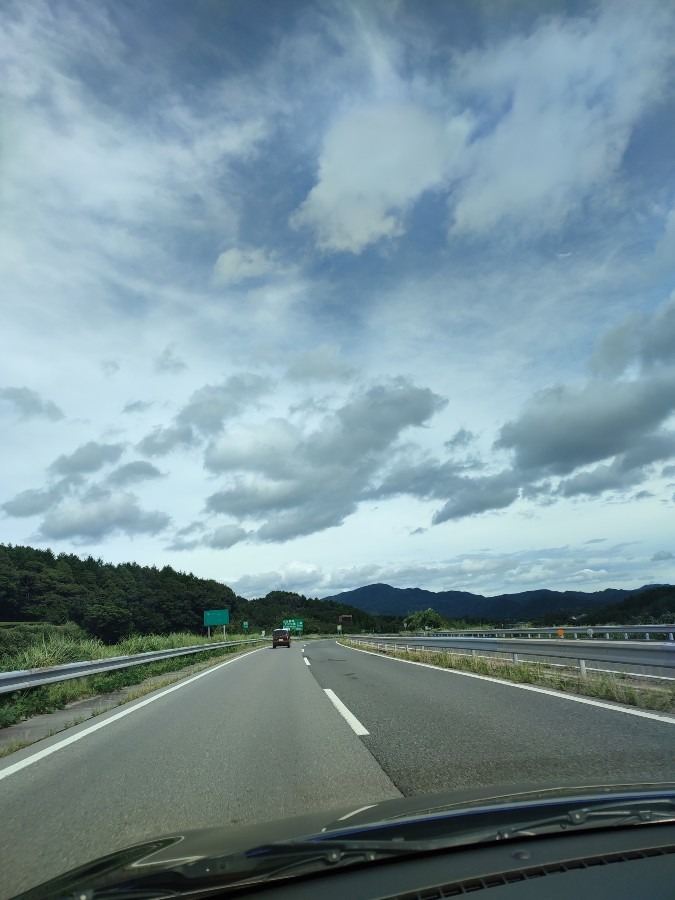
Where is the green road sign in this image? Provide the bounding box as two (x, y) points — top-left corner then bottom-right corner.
(283, 618), (304, 632)
(243, 621), (249, 629)
(204, 609), (230, 626)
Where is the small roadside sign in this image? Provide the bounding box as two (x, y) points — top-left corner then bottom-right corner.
(243, 621), (249, 630)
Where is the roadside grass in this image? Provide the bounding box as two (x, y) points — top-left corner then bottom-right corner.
(0, 739), (31, 759)
(340, 641), (675, 714)
(0, 635), (262, 730)
(0, 630), (252, 672)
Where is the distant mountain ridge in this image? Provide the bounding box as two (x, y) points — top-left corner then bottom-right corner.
(322, 583), (667, 621)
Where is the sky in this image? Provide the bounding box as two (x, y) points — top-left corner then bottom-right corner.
(1, 0), (675, 600)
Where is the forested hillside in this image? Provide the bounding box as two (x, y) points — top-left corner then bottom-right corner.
(0, 545), (400, 641)
(324, 581), (667, 621)
(582, 585), (675, 626)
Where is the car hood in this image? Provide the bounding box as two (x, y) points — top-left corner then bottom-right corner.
(18, 778), (675, 898)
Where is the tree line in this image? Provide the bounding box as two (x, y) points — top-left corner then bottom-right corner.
(0, 544), (402, 642)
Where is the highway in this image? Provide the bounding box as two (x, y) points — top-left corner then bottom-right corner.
(1, 639), (674, 897)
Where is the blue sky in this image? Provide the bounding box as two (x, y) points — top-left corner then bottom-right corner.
(2, 0), (675, 599)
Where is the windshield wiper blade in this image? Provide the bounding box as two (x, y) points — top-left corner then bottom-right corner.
(494, 797), (675, 840)
(180, 838), (427, 886)
(68, 838), (426, 898)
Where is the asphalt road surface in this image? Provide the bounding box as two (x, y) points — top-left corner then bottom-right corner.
(1, 639), (673, 896)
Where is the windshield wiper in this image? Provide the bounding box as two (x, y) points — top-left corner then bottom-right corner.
(493, 796), (675, 840)
(54, 839), (427, 899)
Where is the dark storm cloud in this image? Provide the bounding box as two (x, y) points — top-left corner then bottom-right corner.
(50, 441), (125, 476)
(205, 381), (446, 541)
(1, 480), (75, 517)
(496, 375), (675, 476)
(203, 524), (248, 549)
(0, 387), (64, 421)
(652, 550), (674, 561)
(369, 458), (462, 501)
(137, 424), (195, 457)
(106, 461), (163, 487)
(137, 373), (271, 457)
(444, 428), (476, 450)
(176, 374), (270, 435)
(431, 470), (520, 523)
(558, 461), (644, 498)
(38, 490), (170, 541)
(122, 400), (154, 414)
(590, 295), (675, 376)
(155, 345), (187, 374)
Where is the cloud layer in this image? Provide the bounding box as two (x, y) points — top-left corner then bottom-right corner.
(2, 1), (674, 596)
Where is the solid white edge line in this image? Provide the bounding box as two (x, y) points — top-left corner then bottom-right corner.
(324, 688), (369, 735)
(304, 657), (311, 666)
(0, 648), (267, 781)
(341, 642), (675, 725)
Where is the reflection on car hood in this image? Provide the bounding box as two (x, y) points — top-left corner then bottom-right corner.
(17, 779), (675, 898)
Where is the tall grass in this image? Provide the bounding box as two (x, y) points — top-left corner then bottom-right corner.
(0, 630), (251, 673)
(0, 635), (261, 729)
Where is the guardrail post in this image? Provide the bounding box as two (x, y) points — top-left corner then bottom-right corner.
(669, 633), (674, 642)
(512, 652), (519, 664)
(579, 659), (587, 678)
(604, 632), (610, 639)
(646, 633), (651, 641)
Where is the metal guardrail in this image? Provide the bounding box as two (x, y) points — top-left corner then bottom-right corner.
(348, 636), (675, 680)
(0, 638), (266, 695)
(425, 625), (674, 640)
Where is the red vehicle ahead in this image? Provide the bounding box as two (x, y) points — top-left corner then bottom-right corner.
(272, 628), (291, 648)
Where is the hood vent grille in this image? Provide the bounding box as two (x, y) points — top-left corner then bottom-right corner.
(395, 844), (675, 898)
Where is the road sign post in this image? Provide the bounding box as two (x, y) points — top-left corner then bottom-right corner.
(204, 609), (229, 639)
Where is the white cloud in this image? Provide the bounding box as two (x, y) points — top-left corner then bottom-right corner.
(291, 101), (471, 253)
(213, 247), (284, 284)
(285, 344), (355, 382)
(231, 560), (324, 597)
(2, 1), (675, 599)
(292, 4), (674, 252)
(449, 4), (674, 236)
